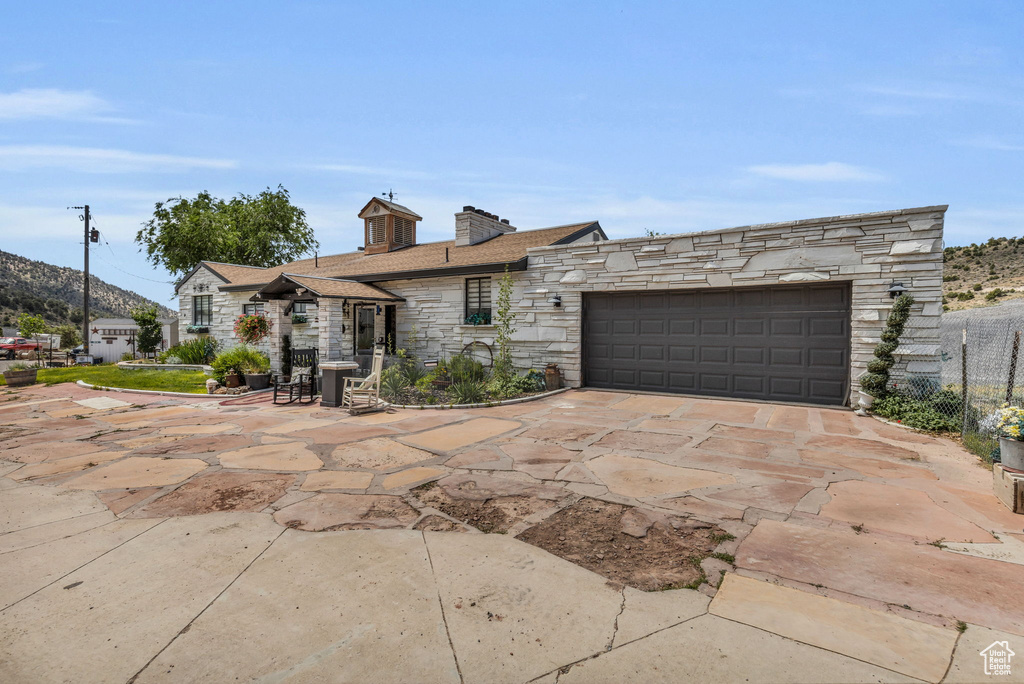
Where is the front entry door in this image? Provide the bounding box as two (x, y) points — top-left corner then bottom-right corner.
(355, 305), (375, 354)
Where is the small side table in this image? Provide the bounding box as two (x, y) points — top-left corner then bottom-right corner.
(319, 361), (360, 408)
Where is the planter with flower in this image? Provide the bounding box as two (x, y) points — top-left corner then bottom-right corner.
(996, 404), (1024, 470)
(233, 312), (273, 388)
(2, 361), (38, 387)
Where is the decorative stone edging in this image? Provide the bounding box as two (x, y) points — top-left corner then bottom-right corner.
(116, 361), (214, 376)
(75, 379), (271, 399)
(383, 386), (571, 410)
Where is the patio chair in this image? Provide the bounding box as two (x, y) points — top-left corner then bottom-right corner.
(341, 346), (384, 410)
(272, 348), (319, 405)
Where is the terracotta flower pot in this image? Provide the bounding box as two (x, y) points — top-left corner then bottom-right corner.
(225, 373), (241, 389)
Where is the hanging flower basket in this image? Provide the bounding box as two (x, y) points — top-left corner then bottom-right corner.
(234, 313), (273, 345)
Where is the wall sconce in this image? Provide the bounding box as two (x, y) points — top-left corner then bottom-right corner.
(376, 304), (382, 315)
(342, 301), (350, 316)
(547, 294), (562, 307)
(887, 282), (909, 299)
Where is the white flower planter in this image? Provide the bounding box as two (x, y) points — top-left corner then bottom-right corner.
(1000, 437), (1024, 471)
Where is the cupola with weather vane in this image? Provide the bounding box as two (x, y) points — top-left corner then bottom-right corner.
(358, 191), (422, 255)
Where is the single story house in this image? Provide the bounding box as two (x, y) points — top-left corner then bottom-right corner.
(89, 317), (179, 361)
(175, 197), (944, 406)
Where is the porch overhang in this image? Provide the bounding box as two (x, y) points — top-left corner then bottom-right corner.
(252, 273), (405, 302)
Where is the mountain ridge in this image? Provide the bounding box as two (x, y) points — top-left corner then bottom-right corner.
(0, 249), (175, 328)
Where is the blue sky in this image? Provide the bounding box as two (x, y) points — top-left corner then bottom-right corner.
(2, 1), (1022, 304)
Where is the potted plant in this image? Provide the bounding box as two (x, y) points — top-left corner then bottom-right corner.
(242, 354), (272, 390)
(3, 361), (38, 387)
(995, 404), (1024, 470)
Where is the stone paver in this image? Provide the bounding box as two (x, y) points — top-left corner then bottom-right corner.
(273, 493), (419, 530)
(0, 484), (108, 532)
(133, 530), (460, 684)
(300, 470), (375, 491)
(708, 482), (814, 514)
(0, 513), (281, 683)
(133, 472), (293, 517)
(820, 480), (997, 542)
(945, 623), (1024, 682)
(425, 531), (625, 684)
(8, 450), (124, 481)
(62, 457), (208, 490)
(588, 454), (736, 497)
(2, 385), (1019, 682)
(382, 466), (446, 490)
(710, 574), (957, 681)
(218, 442), (323, 471)
(558, 613), (915, 683)
(402, 417), (520, 451)
(736, 519), (1024, 636)
(331, 437), (434, 470)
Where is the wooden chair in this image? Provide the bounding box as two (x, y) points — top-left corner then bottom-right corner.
(273, 348), (319, 405)
(341, 346), (384, 410)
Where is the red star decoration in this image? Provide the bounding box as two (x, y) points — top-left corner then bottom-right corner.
(91, 328), (99, 334)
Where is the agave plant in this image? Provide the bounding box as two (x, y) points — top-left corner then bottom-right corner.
(449, 379), (487, 405)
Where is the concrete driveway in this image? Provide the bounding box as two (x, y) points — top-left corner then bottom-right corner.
(1, 383), (1022, 683)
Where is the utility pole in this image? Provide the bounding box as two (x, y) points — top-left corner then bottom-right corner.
(70, 205), (97, 355)
(83, 205), (90, 354)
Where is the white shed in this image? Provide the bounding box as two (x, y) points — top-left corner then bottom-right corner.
(88, 317), (179, 362)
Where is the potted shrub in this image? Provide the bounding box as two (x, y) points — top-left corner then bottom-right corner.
(242, 354), (272, 390)
(3, 361), (38, 387)
(995, 404), (1024, 470)
(212, 345), (270, 391)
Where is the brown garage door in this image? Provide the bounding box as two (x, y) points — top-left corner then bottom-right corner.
(582, 283), (850, 405)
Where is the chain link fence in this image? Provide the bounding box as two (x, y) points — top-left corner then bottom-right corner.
(889, 302), (1023, 461)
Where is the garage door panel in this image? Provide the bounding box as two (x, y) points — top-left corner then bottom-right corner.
(583, 283), (850, 406)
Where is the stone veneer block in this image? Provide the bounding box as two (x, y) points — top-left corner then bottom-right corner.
(604, 250), (638, 272)
(709, 574), (956, 682)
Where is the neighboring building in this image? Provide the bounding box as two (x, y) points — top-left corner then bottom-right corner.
(88, 317), (179, 361)
(175, 197), (945, 407)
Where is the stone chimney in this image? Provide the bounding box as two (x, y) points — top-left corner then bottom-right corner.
(455, 206), (516, 246)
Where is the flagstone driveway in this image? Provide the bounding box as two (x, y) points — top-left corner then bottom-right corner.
(1, 383), (1022, 683)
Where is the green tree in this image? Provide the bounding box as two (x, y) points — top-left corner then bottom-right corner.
(130, 304), (164, 357)
(859, 294), (915, 398)
(492, 266), (518, 382)
(51, 323), (82, 349)
(136, 186), (318, 277)
(17, 313), (47, 367)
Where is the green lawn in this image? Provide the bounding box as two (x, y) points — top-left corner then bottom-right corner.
(0, 365), (209, 393)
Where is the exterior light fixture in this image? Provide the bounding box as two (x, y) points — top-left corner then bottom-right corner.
(376, 304), (382, 315)
(547, 294), (562, 307)
(342, 301), (350, 316)
(887, 282), (909, 299)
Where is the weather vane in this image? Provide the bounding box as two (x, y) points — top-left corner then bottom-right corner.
(382, 189), (395, 202)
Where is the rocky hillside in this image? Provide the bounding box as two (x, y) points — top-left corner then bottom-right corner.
(942, 236), (1024, 312)
(0, 249), (174, 328)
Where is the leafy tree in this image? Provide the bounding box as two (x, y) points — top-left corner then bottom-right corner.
(130, 304), (164, 357)
(17, 313), (47, 367)
(492, 266), (518, 383)
(51, 323), (82, 349)
(136, 186), (318, 277)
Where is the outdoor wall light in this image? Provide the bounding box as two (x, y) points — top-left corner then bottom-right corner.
(342, 301), (350, 316)
(376, 304), (383, 315)
(547, 294), (562, 307)
(887, 282), (909, 299)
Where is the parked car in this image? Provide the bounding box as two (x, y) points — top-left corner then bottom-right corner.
(0, 337), (41, 359)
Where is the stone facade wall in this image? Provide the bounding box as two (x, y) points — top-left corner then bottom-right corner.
(176, 267), (269, 355)
(382, 205), (944, 405)
(177, 206), (944, 406)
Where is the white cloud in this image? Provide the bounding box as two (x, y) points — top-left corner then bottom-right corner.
(6, 62), (44, 74)
(0, 145), (237, 173)
(0, 88), (134, 122)
(956, 136), (1024, 152)
(856, 84), (975, 101)
(746, 162), (885, 182)
(310, 163), (435, 180)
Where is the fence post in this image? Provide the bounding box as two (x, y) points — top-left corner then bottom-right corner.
(961, 328), (969, 434)
(1007, 330), (1021, 405)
